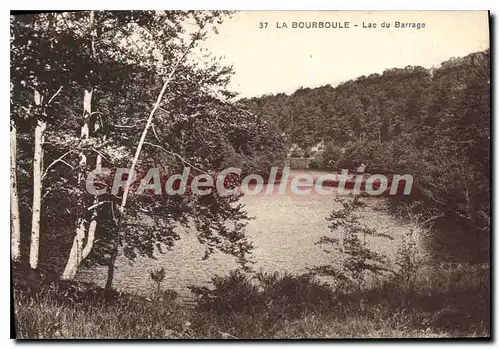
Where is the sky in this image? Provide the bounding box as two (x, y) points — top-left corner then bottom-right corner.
(198, 11), (490, 98)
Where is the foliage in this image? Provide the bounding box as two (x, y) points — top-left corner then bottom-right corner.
(290, 147), (304, 158)
(246, 50), (490, 260)
(394, 228), (423, 287)
(149, 267), (166, 295)
(312, 197), (393, 291)
(189, 270), (335, 318)
(10, 11), (285, 278)
(13, 260), (489, 339)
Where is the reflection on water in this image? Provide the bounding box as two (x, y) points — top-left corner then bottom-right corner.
(79, 170), (405, 300)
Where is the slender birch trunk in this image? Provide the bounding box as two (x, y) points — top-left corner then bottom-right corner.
(62, 88), (97, 279)
(104, 29), (203, 292)
(83, 151), (101, 260)
(11, 122), (21, 262)
(29, 90), (46, 269)
(62, 11), (101, 280)
(104, 77), (174, 292)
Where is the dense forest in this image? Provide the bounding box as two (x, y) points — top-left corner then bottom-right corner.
(244, 50), (490, 260)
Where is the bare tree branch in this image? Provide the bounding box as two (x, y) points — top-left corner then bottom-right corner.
(87, 200), (109, 211)
(42, 150), (76, 180)
(118, 24), (205, 215)
(47, 86), (63, 105)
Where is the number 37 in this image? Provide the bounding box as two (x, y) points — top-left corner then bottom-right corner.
(259, 22), (268, 29)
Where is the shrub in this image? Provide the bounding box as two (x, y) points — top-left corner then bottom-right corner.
(394, 227), (424, 289)
(190, 270), (336, 319)
(258, 271), (336, 317)
(313, 197), (392, 291)
(189, 270), (262, 315)
(150, 267), (166, 296)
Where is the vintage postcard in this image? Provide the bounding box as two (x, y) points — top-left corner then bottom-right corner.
(11, 10), (490, 339)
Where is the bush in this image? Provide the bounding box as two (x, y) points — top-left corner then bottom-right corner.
(314, 197), (393, 291)
(258, 271), (336, 317)
(189, 270), (261, 315)
(190, 270), (336, 319)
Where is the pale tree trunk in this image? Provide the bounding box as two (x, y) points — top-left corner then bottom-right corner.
(104, 75), (177, 292)
(62, 12), (100, 280)
(11, 122), (21, 262)
(62, 88), (99, 280)
(61, 204), (97, 279)
(29, 90), (46, 269)
(104, 31), (201, 291)
(84, 150), (101, 260)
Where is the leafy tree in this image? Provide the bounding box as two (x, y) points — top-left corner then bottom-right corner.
(10, 11), (285, 290)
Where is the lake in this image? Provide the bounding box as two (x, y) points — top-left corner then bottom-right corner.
(79, 170), (411, 300)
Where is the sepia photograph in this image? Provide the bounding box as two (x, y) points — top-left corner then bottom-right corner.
(10, 10), (491, 339)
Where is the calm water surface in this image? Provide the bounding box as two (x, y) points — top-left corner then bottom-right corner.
(79, 170), (406, 300)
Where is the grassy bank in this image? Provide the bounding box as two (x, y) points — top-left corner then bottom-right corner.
(13, 261), (489, 339)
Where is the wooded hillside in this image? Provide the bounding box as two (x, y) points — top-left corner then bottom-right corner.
(244, 50), (490, 260)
